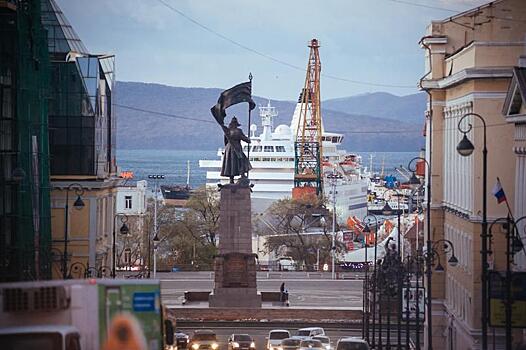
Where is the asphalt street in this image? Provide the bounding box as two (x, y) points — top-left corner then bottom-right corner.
(176, 325), (363, 350)
(159, 272), (364, 308)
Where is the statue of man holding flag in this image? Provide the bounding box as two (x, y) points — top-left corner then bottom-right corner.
(211, 79), (256, 184)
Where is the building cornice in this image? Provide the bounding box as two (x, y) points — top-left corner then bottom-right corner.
(420, 67), (512, 90)
(445, 92), (507, 107)
(422, 36), (448, 46)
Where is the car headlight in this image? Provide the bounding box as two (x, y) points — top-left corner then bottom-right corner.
(250, 342), (256, 348)
(192, 344), (200, 350)
(212, 343), (219, 349)
(232, 342), (240, 348)
(325, 346), (331, 350)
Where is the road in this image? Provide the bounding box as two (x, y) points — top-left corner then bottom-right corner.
(159, 272), (364, 308)
(176, 325), (362, 350)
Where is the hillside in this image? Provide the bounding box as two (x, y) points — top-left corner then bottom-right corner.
(115, 81), (424, 152)
(324, 92), (426, 124)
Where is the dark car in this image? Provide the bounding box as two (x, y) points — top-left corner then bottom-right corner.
(281, 338), (302, 350)
(190, 329), (219, 350)
(175, 330), (190, 349)
(228, 334), (256, 350)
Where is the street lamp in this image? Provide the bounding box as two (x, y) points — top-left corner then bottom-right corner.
(62, 183), (85, 279)
(488, 216), (526, 349)
(112, 215), (129, 278)
(363, 214), (379, 348)
(148, 174), (164, 279)
(153, 233), (160, 278)
(456, 112), (488, 350)
(408, 156), (432, 350)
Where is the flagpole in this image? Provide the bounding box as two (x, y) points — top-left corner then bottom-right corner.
(497, 177), (514, 219)
(247, 72), (253, 177)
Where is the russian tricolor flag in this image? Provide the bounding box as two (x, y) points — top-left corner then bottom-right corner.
(492, 178), (507, 204)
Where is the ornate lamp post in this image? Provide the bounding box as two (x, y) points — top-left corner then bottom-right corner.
(456, 112), (488, 350)
(62, 183), (85, 279)
(363, 214), (379, 348)
(407, 156), (432, 349)
(112, 214), (130, 278)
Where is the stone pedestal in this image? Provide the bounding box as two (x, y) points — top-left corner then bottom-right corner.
(209, 183), (261, 308)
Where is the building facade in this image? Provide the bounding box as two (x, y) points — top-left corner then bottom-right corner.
(421, 0), (526, 348)
(115, 181), (148, 270)
(0, 0), (52, 281)
(41, 0), (121, 278)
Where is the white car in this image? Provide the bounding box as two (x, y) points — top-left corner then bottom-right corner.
(312, 336), (331, 350)
(267, 330), (291, 350)
(335, 337), (369, 350)
(279, 257), (296, 271)
(296, 327), (325, 340)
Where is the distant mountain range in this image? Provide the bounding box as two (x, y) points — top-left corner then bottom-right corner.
(115, 81), (426, 152)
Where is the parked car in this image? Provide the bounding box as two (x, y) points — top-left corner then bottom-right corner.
(278, 257), (297, 271)
(281, 338), (302, 350)
(299, 339), (324, 350)
(267, 330), (291, 350)
(312, 336), (331, 350)
(175, 330), (190, 349)
(295, 327), (325, 340)
(228, 334), (256, 350)
(190, 329), (219, 350)
(335, 337), (369, 350)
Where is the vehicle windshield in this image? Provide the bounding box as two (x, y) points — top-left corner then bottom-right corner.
(337, 342), (368, 350)
(0, 333), (62, 350)
(193, 334), (217, 341)
(282, 339), (301, 346)
(270, 332), (290, 340)
(301, 340), (322, 348)
(314, 337), (329, 344)
(297, 330), (311, 336)
(234, 335), (252, 341)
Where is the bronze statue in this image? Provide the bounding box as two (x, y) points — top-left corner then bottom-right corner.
(220, 116), (252, 183)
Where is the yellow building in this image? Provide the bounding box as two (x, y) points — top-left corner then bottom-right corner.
(420, 0), (526, 348)
(42, 0), (121, 279)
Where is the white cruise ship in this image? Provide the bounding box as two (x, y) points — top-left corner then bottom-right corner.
(199, 99), (369, 223)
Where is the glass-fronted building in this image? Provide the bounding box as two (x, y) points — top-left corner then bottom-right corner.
(0, 0), (52, 281)
(41, 0), (116, 177)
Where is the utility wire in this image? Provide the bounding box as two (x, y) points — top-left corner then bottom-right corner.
(115, 103), (215, 124)
(382, 0), (526, 24)
(115, 102), (510, 135)
(155, 0), (415, 89)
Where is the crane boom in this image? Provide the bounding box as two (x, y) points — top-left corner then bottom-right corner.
(292, 39), (323, 199)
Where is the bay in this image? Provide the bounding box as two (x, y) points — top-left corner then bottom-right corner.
(116, 149), (421, 187)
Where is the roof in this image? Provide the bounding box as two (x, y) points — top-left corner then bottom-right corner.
(41, 0), (88, 56)
(0, 325), (79, 336)
(337, 337), (368, 344)
(502, 66), (526, 117)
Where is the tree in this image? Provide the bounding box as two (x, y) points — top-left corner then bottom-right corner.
(257, 196), (344, 270)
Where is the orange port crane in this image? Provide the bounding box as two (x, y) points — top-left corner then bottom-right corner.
(292, 39), (324, 199)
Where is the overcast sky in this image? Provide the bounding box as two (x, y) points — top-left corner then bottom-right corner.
(57, 0), (488, 100)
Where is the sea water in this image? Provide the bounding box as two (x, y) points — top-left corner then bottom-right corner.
(116, 149), (420, 187)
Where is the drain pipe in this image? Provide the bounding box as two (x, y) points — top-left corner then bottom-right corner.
(419, 34), (435, 350)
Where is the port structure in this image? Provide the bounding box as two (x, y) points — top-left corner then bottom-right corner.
(293, 39), (323, 199)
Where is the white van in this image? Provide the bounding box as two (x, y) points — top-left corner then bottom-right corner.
(295, 327), (325, 340)
(279, 257), (297, 271)
(267, 330), (291, 350)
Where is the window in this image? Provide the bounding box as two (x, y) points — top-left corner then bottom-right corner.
(125, 195), (132, 209)
(276, 146), (286, 152)
(264, 146), (274, 152)
(252, 146), (262, 152)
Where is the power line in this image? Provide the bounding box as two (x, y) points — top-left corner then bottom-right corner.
(155, 0), (416, 89)
(116, 102), (510, 136)
(382, 0), (526, 24)
(383, 0), (458, 12)
(114, 103), (215, 124)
